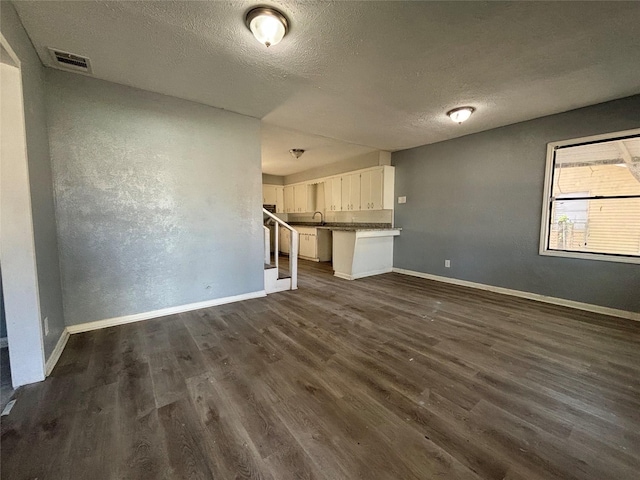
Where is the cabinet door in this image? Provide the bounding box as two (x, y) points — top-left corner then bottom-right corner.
(369, 168), (383, 210)
(263, 185), (277, 205)
(361, 169), (384, 210)
(279, 228), (290, 254)
(284, 186), (295, 213)
(294, 184), (308, 212)
(328, 177), (342, 211)
(299, 233), (309, 257)
(275, 186), (285, 213)
(308, 234), (317, 259)
(360, 171), (372, 210)
(341, 175), (353, 210)
(343, 173), (361, 211)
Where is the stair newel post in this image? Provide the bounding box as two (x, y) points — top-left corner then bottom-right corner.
(290, 230), (298, 290)
(275, 222), (279, 273)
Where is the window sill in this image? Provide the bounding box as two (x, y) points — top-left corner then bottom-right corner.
(539, 248), (640, 265)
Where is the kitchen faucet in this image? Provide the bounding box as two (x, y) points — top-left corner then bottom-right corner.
(312, 211), (324, 225)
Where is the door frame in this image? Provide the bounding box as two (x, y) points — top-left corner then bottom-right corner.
(0, 32), (47, 387)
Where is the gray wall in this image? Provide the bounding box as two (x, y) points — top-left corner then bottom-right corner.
(1, 2), (66, 359)
(0, 269), (5, 339)
(393, 95), (640, 313)
(284, 150), (390, 185)
(262, 174), (284, 185)
(46, 70), (263, 326)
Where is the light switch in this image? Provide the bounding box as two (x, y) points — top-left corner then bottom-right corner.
(398, 196), (407, 204)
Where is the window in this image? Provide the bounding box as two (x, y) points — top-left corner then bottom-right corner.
(539, 129), (640, 264)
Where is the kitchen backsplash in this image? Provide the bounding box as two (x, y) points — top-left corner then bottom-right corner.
(286, 209), (393, 225)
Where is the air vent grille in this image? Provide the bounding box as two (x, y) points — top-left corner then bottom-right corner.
(48, 48), (92, 74)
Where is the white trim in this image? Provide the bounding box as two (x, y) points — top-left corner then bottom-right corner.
(1, 34), (46, 387)
(0, 32), (21, 67)
(392, 268), (640, 322)
(67, 290), (267, 334)
(334, 271), (355, 281)
(334, 267), (393, 281)
(45, 328), (69, 376)
(539, 128), (640, 265)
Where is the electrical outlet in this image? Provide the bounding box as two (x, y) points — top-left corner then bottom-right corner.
(44, 316), (49, 335)
(398, 196), (407, 204)
(445, 260), (451, 268)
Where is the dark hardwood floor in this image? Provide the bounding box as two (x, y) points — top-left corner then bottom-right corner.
(2, 259), (639, 479)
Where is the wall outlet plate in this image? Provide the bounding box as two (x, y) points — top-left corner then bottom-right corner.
(445, 260), (451, 268)
(398, 196), (407, 204)
(44, 316), (49, 335)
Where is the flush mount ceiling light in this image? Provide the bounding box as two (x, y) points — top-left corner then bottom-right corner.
(245, 7), (289, 48)
(289, 148), (305, 159)
(447, 106), (475, 124)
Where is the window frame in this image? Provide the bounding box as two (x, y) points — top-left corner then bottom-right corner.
(539, 128), (640, 265)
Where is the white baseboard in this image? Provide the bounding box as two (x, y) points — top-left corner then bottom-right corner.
(45, 328), (70, 376)
(67, 290), (267, 334)
(392, 268), (639, 322)
(335, 268), (393, 281)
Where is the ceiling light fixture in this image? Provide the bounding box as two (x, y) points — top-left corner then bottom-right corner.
(447, 106), (475, 124)
(289, 149), (305, 159)
(245, 7), (289, 48)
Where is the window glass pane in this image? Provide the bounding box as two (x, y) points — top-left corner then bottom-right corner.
(553, 137), (640, 198)
(549, 198), (640, 256)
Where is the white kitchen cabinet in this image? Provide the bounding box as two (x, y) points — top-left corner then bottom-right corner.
(360, 168), (383, 210)
(299, 231), (316, 259)
(279, 226), (291, 254)
(284, 186), (295, 213)
(325, 177), (342, 212)
(263, 184), (286, 214)
(361, 166), (395, 210)
(275, 186), (284, 213)
(293, 184), (307, 213)
(293, 184), (316, 213)
(295, 227), (331, 261)
(263, 184), (277, 205)
(341, 173), (361, 211)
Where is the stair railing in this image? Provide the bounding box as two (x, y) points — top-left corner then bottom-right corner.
(263, 208), (298, 290)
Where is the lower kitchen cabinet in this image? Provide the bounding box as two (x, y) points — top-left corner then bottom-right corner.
(281, 227), (331, 261)
(279, 227), (291, 254)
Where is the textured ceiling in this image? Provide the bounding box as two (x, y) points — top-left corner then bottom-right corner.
(13, 1), (640, 175)
(261, 123), (377, 176)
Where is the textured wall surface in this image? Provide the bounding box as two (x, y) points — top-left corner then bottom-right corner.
(1, 2), (66, 361)
(46, 70), (263, 326)
(393, 95), (640, 313)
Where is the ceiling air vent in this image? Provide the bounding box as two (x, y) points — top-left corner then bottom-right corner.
(48, 48), (92, 74)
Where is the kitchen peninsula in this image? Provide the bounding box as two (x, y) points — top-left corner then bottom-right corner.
(330, 226), (400, 280)
(286, 222), (401, 280)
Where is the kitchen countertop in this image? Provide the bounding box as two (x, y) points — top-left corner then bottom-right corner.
(288, 222), (400, 231)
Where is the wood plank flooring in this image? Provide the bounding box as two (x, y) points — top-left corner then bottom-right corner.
(2, 259), (639, 479)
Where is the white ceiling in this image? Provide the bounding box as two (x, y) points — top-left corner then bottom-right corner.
(13, 1), (640, 175)
(261, 124), (377, 176)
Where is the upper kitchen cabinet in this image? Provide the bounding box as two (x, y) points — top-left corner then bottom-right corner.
(361, 166), (394, 210)
(263, 184), (277, 205)
(293, 184), (317, 213)
(284, 185), (295, 213)
(285, 183), (316, 213)
(341, 173), (361, 211)
(275, 186), (284, 213)
(325, 176), (342, 212)
(263, 184), (285, 213)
